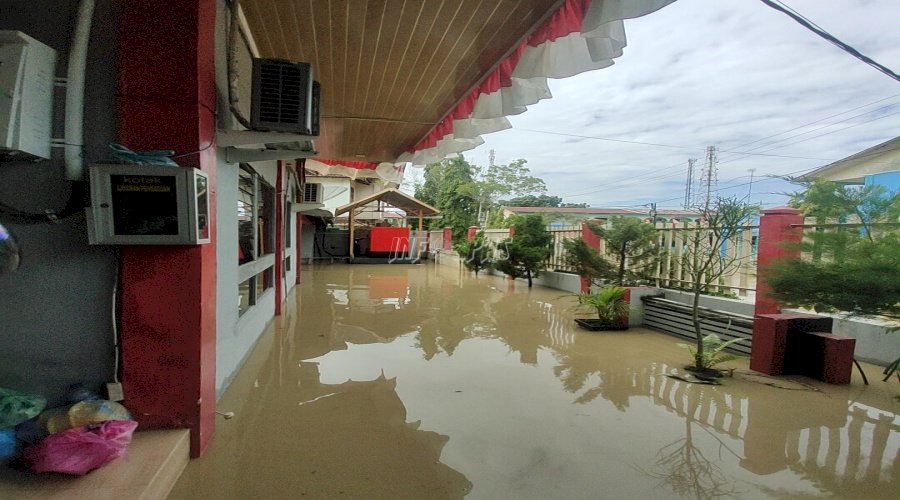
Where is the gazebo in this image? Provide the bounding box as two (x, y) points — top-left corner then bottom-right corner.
(335, 188), (440, 261)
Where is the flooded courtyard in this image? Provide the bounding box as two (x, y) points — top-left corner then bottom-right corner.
(171, 263), (899, 499)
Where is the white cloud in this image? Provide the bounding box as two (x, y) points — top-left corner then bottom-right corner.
(450, 0), (900, 209)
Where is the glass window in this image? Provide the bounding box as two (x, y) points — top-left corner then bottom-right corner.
(237, 164), (276, 316)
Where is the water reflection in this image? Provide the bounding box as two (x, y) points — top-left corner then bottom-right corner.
(311, 263), (898, 499)
(175, 263), (898, 499)
(170, 287), (472, 499)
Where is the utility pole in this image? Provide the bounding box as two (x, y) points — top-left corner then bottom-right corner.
(700, 146), (718, 209)
(683, 158), (696, 209)
(747, 168), (756, 199)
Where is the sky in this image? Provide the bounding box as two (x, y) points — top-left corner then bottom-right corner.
(404, 0), (900, 211)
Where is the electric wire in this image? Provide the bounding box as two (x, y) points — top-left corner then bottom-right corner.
(758, 0), (900, 83)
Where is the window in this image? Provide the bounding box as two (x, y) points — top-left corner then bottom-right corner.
(237, 164), (276, 315)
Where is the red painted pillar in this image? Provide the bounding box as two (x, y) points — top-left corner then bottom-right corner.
(466, 226), (478, 241)
(442, 227), (453, 250)
(753, 207), (803, 316)
(580, 222), (602, 293)
(296, 216), (303, 285)
(118, 0), (217, 457)
(274, 161), (286, 315)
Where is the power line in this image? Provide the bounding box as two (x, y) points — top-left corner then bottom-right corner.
(722, 94), (900, 152)
(758, 0), (900, 83)
(516, 128), (838, 161)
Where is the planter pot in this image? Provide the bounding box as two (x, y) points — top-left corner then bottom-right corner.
(574, 319), (629, 331)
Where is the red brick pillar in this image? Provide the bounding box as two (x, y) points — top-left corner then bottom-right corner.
(118, 0), (217, 457)
(754, 207), (804, 316)
(442, 227), (453, 250)
(580, 222), (602, 293)
(467, 226), (478, 241)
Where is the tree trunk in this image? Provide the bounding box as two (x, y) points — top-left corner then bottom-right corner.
(526, 269), (533, 288)
(618, 242), (628, 285)
(692, 286), (704, 369)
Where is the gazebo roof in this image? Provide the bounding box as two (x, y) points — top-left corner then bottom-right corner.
(335, 188), (440, 217)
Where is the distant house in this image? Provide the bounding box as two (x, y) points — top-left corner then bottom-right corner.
(800, 136), (900, 191)
(500, 206), (700, 227)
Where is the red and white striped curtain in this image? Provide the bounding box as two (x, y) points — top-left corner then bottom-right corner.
(319, 0), (677, 178)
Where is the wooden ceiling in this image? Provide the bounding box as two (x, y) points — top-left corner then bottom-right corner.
(241, 0), (563, 164)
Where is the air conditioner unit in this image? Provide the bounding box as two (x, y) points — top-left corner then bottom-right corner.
(0, 31), (57, 161)
(251, 58), (319, 136)
(303, 182), (322, 204)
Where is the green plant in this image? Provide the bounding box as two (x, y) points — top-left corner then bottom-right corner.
(494, 214), (553, 287)
(593, 217), (660, 285)
(562, 237), (614, 286)
(454, 232), (493, 275)
(575, 286), (630, 326)
(678, 334), (744, 372)
(680, 197), (758, 372)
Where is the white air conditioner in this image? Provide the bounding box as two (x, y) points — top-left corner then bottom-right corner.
(303, 183), (322, 204)
(0, 31), (57, 161)
(251, 58), (319, 136)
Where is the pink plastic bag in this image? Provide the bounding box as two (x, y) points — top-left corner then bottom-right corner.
(22, 420), (138, 475)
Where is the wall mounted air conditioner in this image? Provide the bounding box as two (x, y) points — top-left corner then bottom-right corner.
(0, 31), (57, 161)
(251, 58), (319, 136)
(303, 183), (322, 204)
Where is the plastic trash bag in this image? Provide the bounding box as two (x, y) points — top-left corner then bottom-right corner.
(0, 387), (47, 428)
(37, 401), (132, 435)
(68, 400), (132, 428)
(0, 428), (18, 462)
(22, 420), (138, 475)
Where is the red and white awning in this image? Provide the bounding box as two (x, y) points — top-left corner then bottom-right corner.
(304, 159), (406, 184)
(318, 0), (676, 178)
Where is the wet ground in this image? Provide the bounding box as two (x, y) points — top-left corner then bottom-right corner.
(171, 263), (899, 499)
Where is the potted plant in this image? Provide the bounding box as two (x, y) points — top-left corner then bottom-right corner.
(573, 286), (630, 331)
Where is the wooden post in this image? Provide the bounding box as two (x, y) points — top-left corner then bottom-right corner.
(349, 208), (356, 258)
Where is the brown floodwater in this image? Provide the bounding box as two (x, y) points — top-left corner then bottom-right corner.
(170, 263), (899, 499)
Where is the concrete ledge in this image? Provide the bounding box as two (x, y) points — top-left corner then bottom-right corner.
(0, 428), (190, 500)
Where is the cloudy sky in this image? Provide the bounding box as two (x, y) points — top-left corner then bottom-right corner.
(407, 0), (900, 210)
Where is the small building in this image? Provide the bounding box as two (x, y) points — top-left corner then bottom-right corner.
(500, 206), (700, 227)
(800, 136), (900, 191)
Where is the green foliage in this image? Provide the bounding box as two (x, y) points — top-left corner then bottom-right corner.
(678, 335), (744, 371)
(485, 210), (513, 229)
(454, 232), (493, 276)
(770, 180), (900, 321)
(494, 214), (552, 287)
(415, 156), (478, 241)
(562, 237), (614, 286)
(467, 158), (547, 224)
(681, 197), (759, 371)
(575, 286), (630, 325)
(592, 217), (659, 285)
(501, 194), (563, 207)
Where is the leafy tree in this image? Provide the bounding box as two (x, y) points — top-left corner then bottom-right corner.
(594, 217), (659, 285)
(563, 238), (614, 286)
(501, 194), (563, 207)
(466, 159), (547, 223)
(560, 202), (590, 208)
(769, 180), (899, 321)
(485, 210), (513, 229)
(563, 217), (658, 287)
(495, 214), (552, 287)
(415, 156), (478, 241)
(454, 231), (493, 276)
(680, 197), (758, 373)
